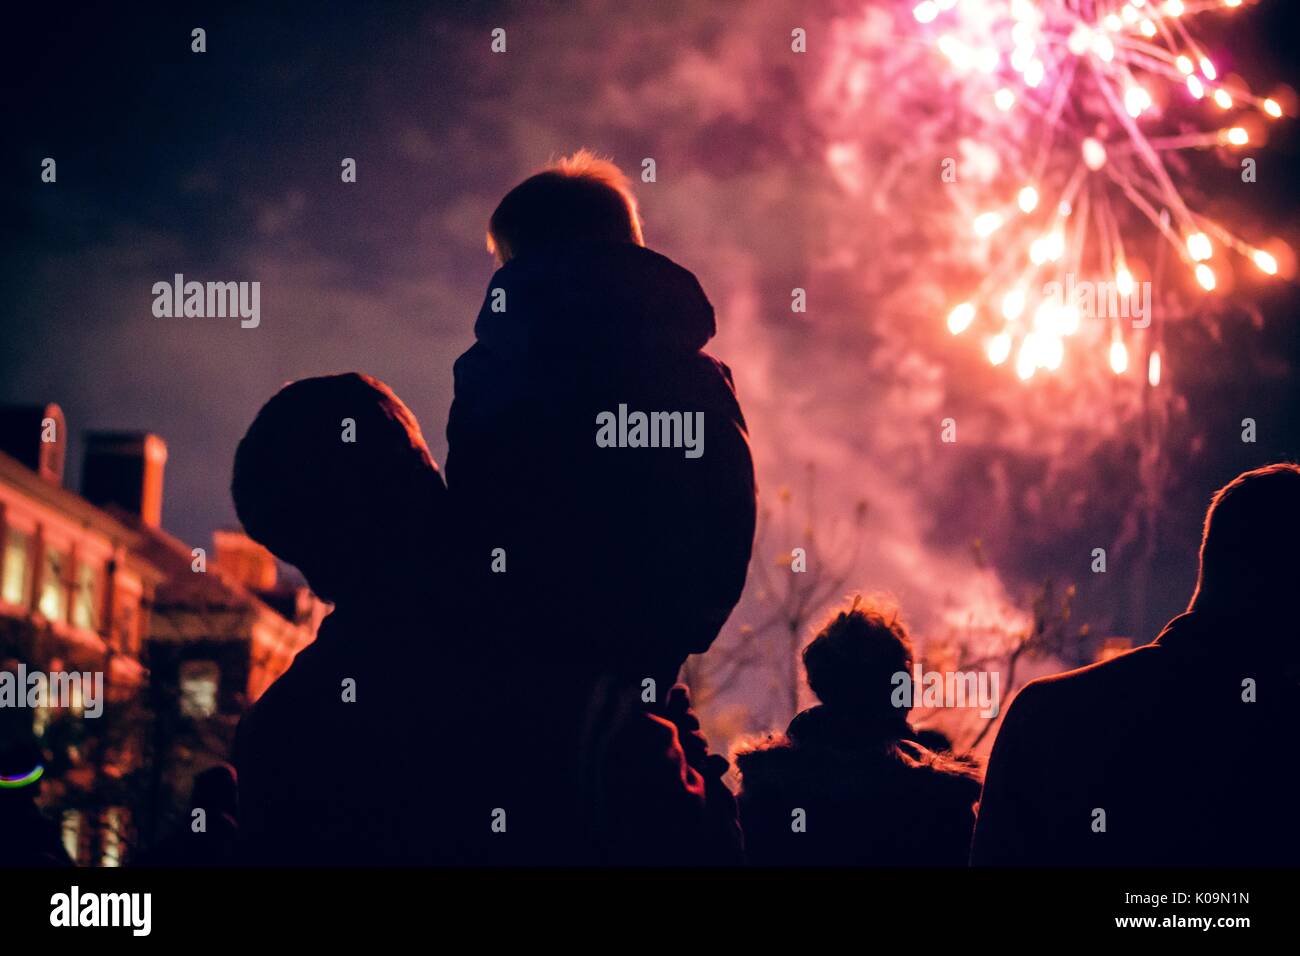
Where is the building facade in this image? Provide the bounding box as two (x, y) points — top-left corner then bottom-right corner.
(0, 403), (324, 865)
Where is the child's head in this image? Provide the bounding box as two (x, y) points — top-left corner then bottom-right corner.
(487, 150), (644, 264)
(231, 373), (445, 603)
(803, 597), (914, 719)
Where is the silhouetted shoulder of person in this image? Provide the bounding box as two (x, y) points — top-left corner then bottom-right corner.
(973, 463), (1300, 866)
(230, 373), (485, 865)
(736, 704), (981, 866)
(971, 613), (1300, 866)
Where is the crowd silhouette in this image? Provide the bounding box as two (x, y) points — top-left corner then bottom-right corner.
(4, 155), (1298, 868)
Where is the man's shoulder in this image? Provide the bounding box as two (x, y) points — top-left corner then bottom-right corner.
(1008, 643), (1165, 723)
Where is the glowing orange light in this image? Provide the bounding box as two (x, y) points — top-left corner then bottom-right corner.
(1125, 87), (1152, 118)
(974, 212), (1004, 237)
(947, 302), (976, 334)
(1252, 249), (1278, 275)
(987, 335), (1008, 369)
(1109, 339), (1129, 374)
(1195, 263), (1217, 290)
(1082, 137), (1108, 170)
(1116, 266), (1135, 296)
(1002, 288), (1026, 321)
(1016, 338), (1037, 380)
(987, 331), (1013, 366)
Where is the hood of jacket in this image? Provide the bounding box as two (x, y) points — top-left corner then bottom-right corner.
(472, 242), (716, 362)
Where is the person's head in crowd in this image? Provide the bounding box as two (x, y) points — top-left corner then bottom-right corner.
(486, 150), (644, 264)
(1188, 463), (1300, 662)
(232, 373), (446, 603)
(803, 596), (914, 726)
(1190, 463), (1300, 613)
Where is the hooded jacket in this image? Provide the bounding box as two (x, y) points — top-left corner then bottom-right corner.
(735, 706), (982, 867)
(446, 242), (757, 689)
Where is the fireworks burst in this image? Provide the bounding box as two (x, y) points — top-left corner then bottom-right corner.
(915, 0), (1292, 384)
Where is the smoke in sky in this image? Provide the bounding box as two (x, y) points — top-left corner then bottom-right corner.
(6, 1), (1300, 739)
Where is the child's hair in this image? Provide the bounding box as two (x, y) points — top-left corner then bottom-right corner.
(231, 373), (444, 601)
(802, 596), (914, 717)
(486, 150), (644, 263)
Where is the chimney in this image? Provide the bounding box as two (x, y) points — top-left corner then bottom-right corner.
(0, 403), (67, 485)
(212, 529), (278, 591)
(82, 432), (168, 527)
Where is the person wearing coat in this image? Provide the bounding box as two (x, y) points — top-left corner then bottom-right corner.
(972, 463), (1300, 866)
(446, 153), (757, 698)
(736, 600), (982, 866)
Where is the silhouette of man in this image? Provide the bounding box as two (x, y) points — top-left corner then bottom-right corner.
(229, 373), (721, 866)
(230, 373), (487, 864)
(735, 600), (982, 866)
(972, 463), (1300, 865)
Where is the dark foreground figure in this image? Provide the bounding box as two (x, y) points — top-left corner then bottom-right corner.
(135, 765), (239, 866)
(0, 734), (72, 868)
(229, 374), (733, 864)
(230, 374), (478, 864)
(973, 463), (1300, 865)
(736, 601), (981, 866)
(447, 151), (757, 696)
(444, 153), (753, 863)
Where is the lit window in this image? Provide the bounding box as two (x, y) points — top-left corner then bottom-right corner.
(38, 546), (68, 622)
(2, 528), (31, 606)
(100, 807), (127, 867)
(72, 562), (101, 631)
(62, 810), (83, 864)
(179, 660), (220, 719)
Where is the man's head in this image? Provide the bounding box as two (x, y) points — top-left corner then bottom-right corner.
(803, 597), (914, 720)
(1190, 462), (1300, 624)
(231, 373), (445, 603)
(487, 150), (644, 264)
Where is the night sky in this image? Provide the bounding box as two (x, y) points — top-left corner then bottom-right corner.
(5, 0), (1300, 733)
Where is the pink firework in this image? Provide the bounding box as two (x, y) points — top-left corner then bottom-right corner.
(914, 0), (1292, 385)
